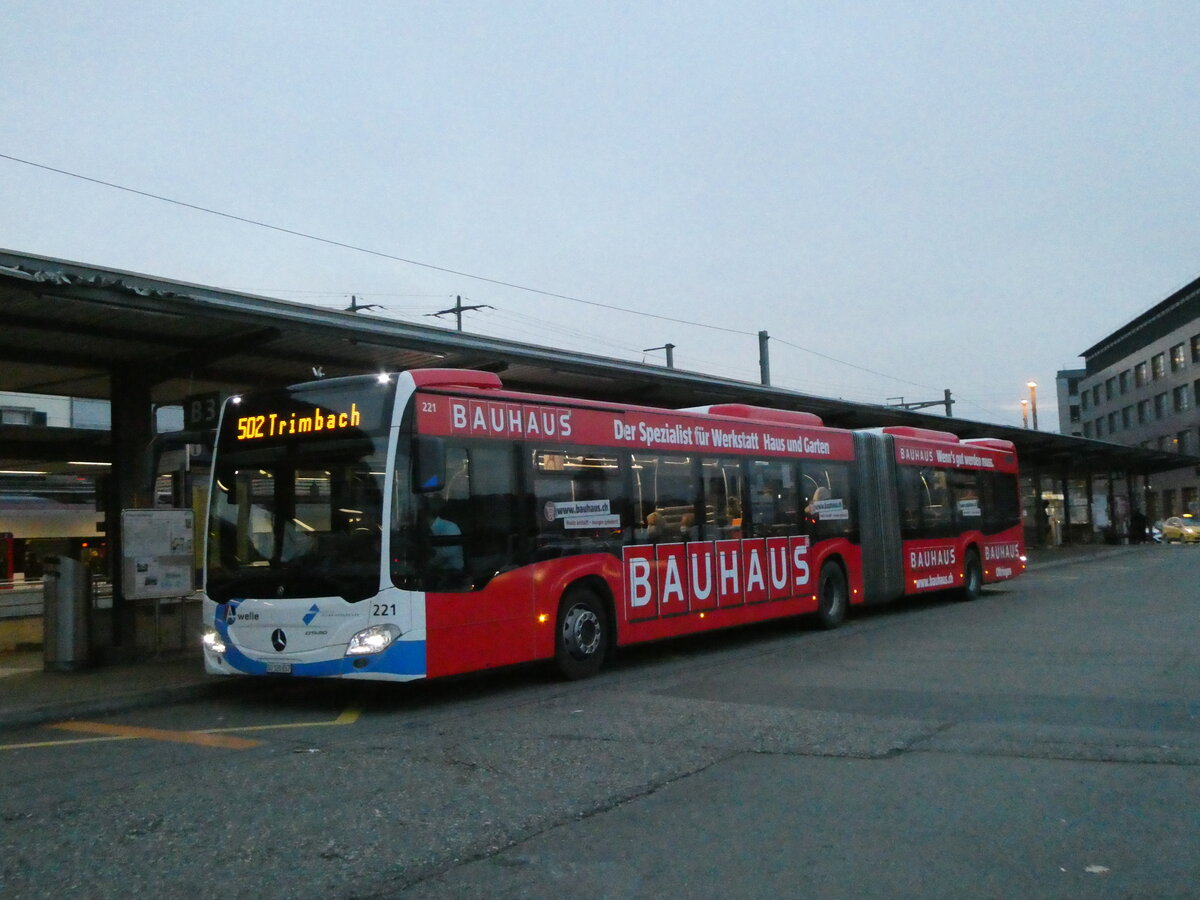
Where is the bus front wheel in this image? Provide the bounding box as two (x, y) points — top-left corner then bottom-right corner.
(814, 563), (848, 630)
(555, 587), (608, 680)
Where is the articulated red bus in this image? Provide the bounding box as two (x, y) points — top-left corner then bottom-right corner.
(201, 369), (1025, 681)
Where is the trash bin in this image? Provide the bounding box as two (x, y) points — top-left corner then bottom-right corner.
(43, 555), (91, 671)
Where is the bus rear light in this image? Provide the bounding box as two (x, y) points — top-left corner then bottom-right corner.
(346, 623), (400, 656)
(538, 614), (549, 623)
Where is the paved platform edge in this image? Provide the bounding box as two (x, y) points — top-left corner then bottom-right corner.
(0, 680), (228, 733)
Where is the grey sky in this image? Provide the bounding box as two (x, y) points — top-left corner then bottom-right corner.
(4, 1), (1198, 427)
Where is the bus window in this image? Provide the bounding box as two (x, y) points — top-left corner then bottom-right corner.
(898, 466), (953, 539)
(803, 462), (856, 541)
(700, 458), (745, 539)
(393, 441), (522, 591)
(950, 469), (983, 529)
(209, 446), (387, 604)
(631, 454), (699, 543)
(897, 466), (924, 539)
(921, 468), (953, 537)
(982, 472), (1021, 534)
(747, 459), (799, 538)
(531, 448), (627, 558)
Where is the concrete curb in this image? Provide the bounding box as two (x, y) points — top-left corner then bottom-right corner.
(0, 680), (227, 733)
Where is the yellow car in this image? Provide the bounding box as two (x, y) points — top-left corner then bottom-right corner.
(1161, 516), (1200, 543)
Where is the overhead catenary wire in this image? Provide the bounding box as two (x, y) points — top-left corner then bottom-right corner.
(0, 151), (999, 414)
(0, 152), (752, 338)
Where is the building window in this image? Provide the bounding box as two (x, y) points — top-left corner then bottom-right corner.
(1137, 399), (1151, 423)
(1192, 335), (1200, 364)
(1095, 418), (1106, 437)
(1092, 385), (1102, 405)
(1067, 377), (1080, 395)
(1152, 353), (1165, 380)
(1121, 406), (1132, 429)
(1170, 343), (1186, 373)
(1178, 431), (1192, 454)
(0, 406), (46, 426)
(1157, 435), (1169, 451)
(1174, 385), (1191, 413)
(1183, 487), (1198, 516)
(1104, 377), (1116, 400)
(1083, 422), (1093, 438)
(1163, 489), (1177, 517)
(1119, 370), (1130, 394)
(1154, 392), (1168, 419)
(1195, 378), (1200, 408)
(1081, 391), (1090, 411)
(1134, 362), (1148, 387)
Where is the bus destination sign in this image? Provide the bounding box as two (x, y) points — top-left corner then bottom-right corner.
(235, 403), (363, 441)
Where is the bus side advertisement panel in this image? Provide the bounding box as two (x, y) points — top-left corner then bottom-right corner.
(982, 528), (1025, 581)
(902, 538), (961, 594)
(618, 534), (840, 633)
(416, 393), (856, 461)
(741, 538), (768, 604)
(892, 437), (1017, 474)
(624, 545), (658, 621)
(655, 543), (689, 617)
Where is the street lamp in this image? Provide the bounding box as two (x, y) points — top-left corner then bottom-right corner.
(1027, 381), (1039, 430)
(1020, 399), (1029, 429)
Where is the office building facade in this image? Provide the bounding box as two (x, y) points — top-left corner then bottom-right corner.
(1073, 276), (1200, 520)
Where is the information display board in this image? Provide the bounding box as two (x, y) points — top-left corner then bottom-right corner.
(120, 509), (195, 599)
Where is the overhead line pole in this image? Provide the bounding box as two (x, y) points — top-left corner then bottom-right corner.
(643, 343), (676, 368)
(430, 295), (491, 332)
(885, 390), (955, 417)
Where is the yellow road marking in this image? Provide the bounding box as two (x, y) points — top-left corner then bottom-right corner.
(0, 707), (361, 752)
(0, 734), (138, 751)
(53, 721), (262, 750)
(201, 707), (362, 733)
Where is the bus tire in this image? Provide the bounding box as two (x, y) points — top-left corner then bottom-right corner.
(959, 550), (983, 602)
(555, 587), (608, 680)
(814, 562), (848, 630)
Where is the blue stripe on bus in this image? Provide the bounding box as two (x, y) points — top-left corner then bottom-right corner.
(213, 605), (425, 677)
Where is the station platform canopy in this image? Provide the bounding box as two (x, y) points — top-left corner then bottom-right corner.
(2, 247), (1196, 479)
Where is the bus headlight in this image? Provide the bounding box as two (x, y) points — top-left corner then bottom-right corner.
(202, 629), (227, 655)
(346, 623), (401, 656)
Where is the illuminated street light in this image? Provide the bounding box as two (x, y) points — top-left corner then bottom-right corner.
(1020, 399), (1029, 429)
(1027, 381), (1039, 431)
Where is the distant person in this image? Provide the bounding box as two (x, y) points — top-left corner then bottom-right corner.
(1130, 510), (1147, 544)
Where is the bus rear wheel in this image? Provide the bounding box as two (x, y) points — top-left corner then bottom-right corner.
(814, 563), (848, 630)
(555, 587), (608, 680)
(959, 550), (983, 602)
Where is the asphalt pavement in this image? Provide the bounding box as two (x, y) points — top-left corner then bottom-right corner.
(1, 541), (1193, 899)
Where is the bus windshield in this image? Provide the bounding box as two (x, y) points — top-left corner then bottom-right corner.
(205, 378), (395, 604)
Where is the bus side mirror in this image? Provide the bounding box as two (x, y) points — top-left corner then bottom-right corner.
(412, 436), (446, 493)
(215, 471), (237, 504)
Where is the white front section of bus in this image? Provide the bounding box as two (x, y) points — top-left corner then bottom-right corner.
(199, 373), (428, 681)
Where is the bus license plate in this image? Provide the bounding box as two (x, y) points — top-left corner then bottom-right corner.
(266, 662), (292, 674)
